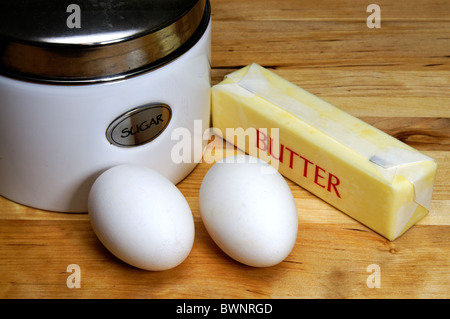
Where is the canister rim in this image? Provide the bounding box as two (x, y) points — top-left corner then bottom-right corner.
(0, 0), (210, 84)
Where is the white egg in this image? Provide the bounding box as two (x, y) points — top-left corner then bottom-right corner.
(88, 164), (194, 271)
(199, 155), (298, 267)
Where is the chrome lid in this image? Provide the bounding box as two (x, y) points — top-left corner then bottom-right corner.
(0, 0), (210, 83)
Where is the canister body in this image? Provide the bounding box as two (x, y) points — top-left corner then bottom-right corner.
(0, 22), (211, 212)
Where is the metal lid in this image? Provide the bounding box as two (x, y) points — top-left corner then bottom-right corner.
(0, 0), (210, 83)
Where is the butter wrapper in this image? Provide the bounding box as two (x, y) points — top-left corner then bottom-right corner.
(211, 63), (437, 240)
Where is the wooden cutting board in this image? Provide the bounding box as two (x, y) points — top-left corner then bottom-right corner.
(1, 0), (449, 299)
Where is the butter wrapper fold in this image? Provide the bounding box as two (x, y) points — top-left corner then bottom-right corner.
(211, 63), (437, 240)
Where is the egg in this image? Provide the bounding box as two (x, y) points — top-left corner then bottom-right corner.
(88, 164), (195, 271)
(199, 155), (298, 267)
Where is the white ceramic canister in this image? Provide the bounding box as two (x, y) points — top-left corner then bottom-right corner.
(0, 0), (211, 212)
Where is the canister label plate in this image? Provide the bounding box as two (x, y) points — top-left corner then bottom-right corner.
(106, 103), (172, 147)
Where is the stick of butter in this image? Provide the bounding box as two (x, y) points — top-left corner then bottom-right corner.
(211, 63), (437, 241)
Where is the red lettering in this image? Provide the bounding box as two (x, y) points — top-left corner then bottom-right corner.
(270, 138), (284, 162)
(255, 131), (342, 199)
(256, 129), (267, 151)
(300, 156), (313, 178)
(327, 173), (341, 198)
(314, 165), (326, 188)
(285, 147), (299, 169)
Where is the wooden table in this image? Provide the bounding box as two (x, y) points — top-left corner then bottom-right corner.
(1, 0), (449, 299)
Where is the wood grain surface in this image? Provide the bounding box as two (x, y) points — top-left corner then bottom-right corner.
(1, 0), (449, 299)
